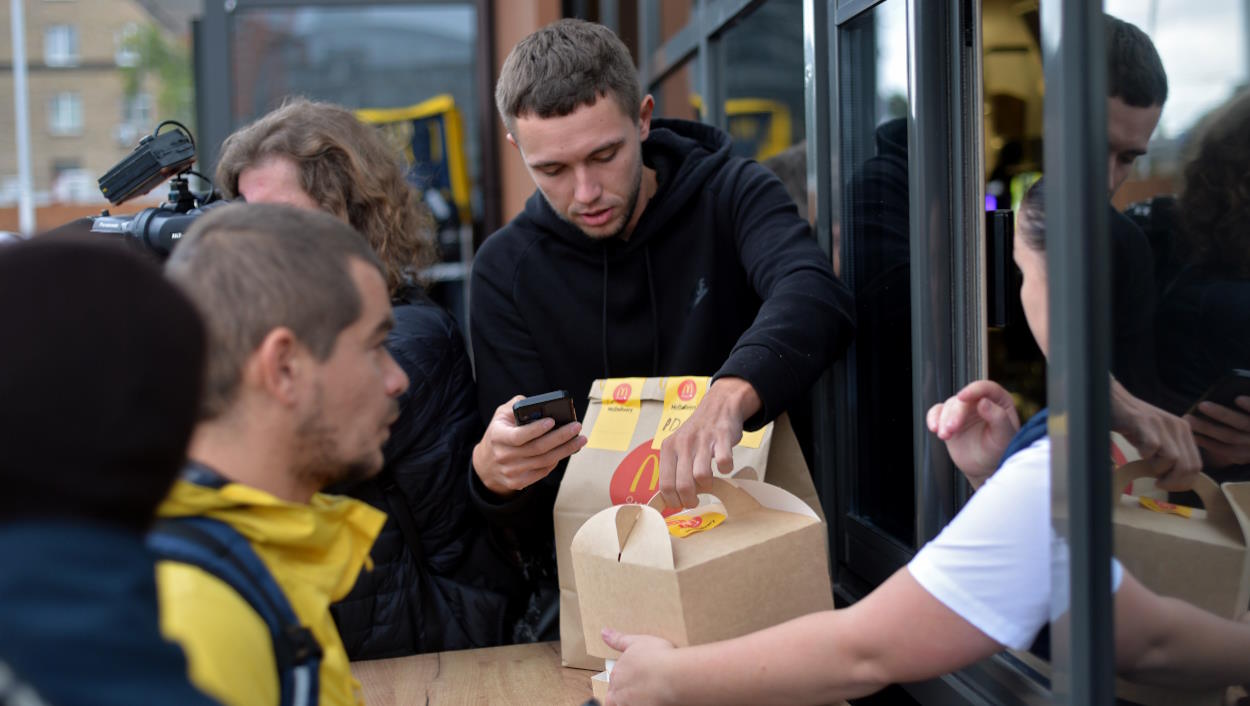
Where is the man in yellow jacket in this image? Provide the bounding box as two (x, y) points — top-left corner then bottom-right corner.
(156, 203), (409, 706)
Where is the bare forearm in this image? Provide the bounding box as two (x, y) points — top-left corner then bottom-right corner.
(1119, 594), (1250, 688)
(660, 611), (887, 706)
(610, 570), (1003, 706)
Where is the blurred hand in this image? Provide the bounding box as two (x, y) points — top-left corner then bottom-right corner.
(471, 395), (586, 496)
(657, 377), (760, 509)
(1110, 379), (1201, 491)
(602, 628), (678, 706)
(926, 380), (1021, 489)
(1186, 396), (1250, 469)
(1228, 612), (1250, 705)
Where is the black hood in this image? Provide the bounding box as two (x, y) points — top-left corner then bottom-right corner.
(515, 118), (733, 254)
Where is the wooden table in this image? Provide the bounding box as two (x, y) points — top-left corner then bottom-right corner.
(352, 642), (595, 705)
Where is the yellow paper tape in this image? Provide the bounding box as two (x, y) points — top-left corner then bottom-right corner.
(1138, 497), (1194, 519)
(652, 377), (709, 449)
(738, 426), (766, 449)
(586, 377), (646, 451)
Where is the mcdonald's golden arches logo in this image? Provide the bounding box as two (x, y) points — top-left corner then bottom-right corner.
(608, 439), (680, 517)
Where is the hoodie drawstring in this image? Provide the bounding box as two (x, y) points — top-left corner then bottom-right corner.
(601, 245), (610, 377)
(600, 244), (661, 378)
(644, 245), (660, 374)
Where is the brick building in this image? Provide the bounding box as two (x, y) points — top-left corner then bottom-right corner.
(0, 0), (183, 211)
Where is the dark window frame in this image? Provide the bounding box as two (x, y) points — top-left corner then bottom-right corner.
(640, 0), (1117, 702)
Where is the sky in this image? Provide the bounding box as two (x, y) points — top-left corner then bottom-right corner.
(1106, 0), (1247, 137)
(869, 0), (1246, 138)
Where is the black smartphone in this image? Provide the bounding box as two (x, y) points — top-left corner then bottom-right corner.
(1188, 369), (1250, 417)
(513, 390), (577, 426)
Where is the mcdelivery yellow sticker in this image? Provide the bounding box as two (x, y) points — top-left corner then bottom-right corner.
(652, 377), (709, 449)
(665, 512), (726, 538)
(1139, 497), (1194, 519)
(586, 378), (646, 451)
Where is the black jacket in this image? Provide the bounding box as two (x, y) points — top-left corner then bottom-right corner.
(331, 290), (522, 658)
(468, 119), (854, 545)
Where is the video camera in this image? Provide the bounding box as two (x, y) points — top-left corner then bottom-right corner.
(90, 120), (226, 257)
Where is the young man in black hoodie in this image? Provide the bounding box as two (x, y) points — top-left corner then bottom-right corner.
(469, 18), (854, 622)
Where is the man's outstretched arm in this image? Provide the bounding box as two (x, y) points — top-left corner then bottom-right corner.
(603, 568), (1002, 706)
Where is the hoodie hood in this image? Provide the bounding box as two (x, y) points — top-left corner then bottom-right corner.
(519, 118), (733, 254)
(158, 477), (385, 603)
(509, 118), (735, 377)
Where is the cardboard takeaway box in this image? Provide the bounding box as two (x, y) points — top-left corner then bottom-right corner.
(1111, 462), (1250, 706)
(1016, 461), (1250, 706)
(553, 376), (827, 669)
(572, 477), (834, 696)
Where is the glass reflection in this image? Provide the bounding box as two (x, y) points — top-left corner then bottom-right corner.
(229, 5), (480, 205)
(1103, 0), (1250, 480)
(840, 0), (914, 547)
(721, 0), (805, 161)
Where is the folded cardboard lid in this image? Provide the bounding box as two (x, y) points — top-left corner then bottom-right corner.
(668, 505), (818, 568)
(1115, 495), (1244, 548)
(573, 477), (822, 571)
(1113, 463), (1248, 549)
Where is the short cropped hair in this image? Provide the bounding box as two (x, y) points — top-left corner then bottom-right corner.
(215, 98), (435, 296)
(495, 18), (641, 133)
(166, 202), (384, 419)
(1106, 15), (1168, 108)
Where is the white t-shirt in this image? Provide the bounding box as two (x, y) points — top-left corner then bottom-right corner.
(907, 437), (1124, 650)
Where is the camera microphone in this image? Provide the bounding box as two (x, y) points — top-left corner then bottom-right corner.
(91, 199), (228, 257)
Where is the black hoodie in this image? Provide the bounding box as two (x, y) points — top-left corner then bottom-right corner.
(468, 118), (854, 538)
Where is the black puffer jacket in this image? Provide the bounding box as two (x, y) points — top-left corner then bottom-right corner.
(331, 289), (524, 659)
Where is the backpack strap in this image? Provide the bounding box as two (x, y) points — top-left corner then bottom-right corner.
(997, 408), (1050, 471)
(148, 516), (322, 706)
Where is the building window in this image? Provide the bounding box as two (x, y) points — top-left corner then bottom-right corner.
(125, 92), (153, 125)
(44, 25), (79, 67)
(51, 158), (81, 179)
(115, 23), (140, 67)
(48, 92), (83, 135)
(115, 92), (153, 147)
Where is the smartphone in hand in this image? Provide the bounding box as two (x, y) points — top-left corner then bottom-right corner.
(513, 390), (577, 426)
(1189, 369), (1250, 419)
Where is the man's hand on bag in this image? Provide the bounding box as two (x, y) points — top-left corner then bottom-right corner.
(1110, 378), (1201, 491)
(657, 377), (761, 509)
(1186, 396), (1250, 469)
(472, 395), (587, 496)
(926, 380), (1020, 490)
(601, 628), (678, 706)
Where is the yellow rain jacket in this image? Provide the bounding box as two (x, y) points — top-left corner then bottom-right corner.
(155, 478), (386, 706)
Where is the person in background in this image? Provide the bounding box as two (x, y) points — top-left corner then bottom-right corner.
(1152, 90), (1250, 472)
(216, 99), (524, 655)
(0, 235), (216, 706)
(1097, 15), (1201, 487)
(602, 179), (1250, 706)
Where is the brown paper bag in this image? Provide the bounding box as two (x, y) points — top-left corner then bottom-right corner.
(553, 376), (826, 669)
